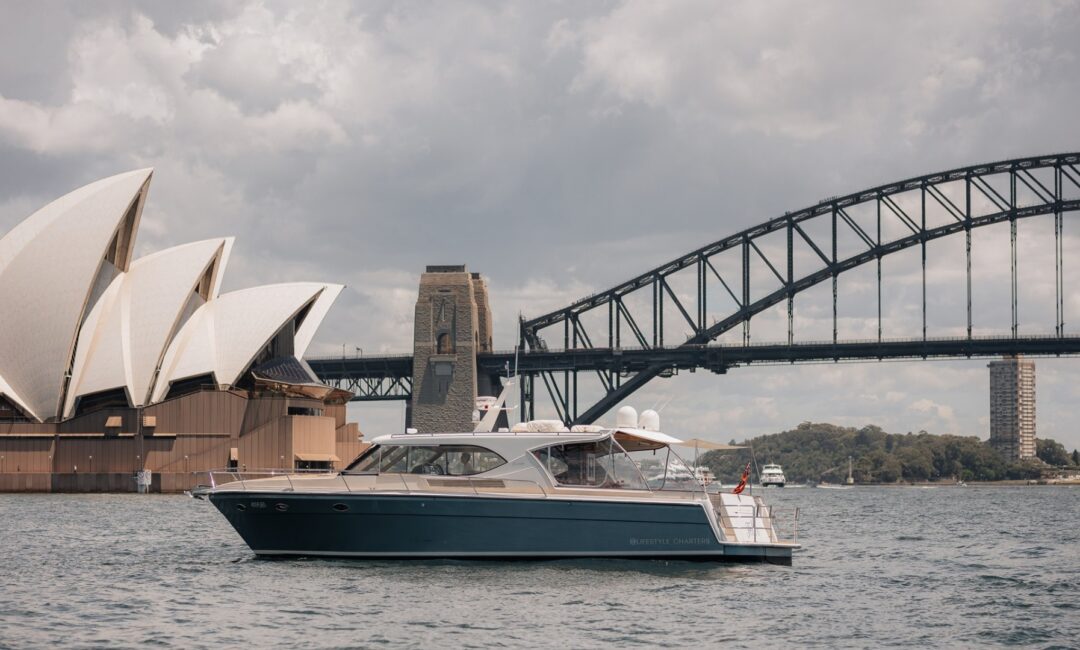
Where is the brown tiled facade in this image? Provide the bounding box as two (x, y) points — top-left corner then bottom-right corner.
(0, 388), (367, 492)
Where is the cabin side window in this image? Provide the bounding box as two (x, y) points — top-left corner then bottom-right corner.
(345, 444), (505, 476)
(443, 446), (506, 476)
(346, 445), (388, 473)
(344, 445), (409, 474)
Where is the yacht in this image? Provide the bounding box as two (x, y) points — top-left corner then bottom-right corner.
(760, 463), (786, 487)
(192, 404), (799, 564)
(692, 465), (717, 488)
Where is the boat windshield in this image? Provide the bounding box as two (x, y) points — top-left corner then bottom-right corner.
(532, 437), (649, 490)
(345, 444), (506, 476)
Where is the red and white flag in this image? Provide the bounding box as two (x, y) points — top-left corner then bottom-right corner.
(732, 461), (751, 494)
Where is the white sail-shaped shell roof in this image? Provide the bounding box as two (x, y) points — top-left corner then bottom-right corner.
(0, 170), (343, 421)
(63, 275), (126, 414)
(0, 169), (152, 420)
(63, 238), (233, 416)
(0, 374), (31, 419)
(294, 284), (344, 358)
(151, 283), (343, 403)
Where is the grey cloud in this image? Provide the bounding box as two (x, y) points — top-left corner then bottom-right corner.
(1, 0), (1079, 449)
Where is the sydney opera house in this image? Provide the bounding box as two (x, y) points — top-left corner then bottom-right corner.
(0, 169), (364, 491)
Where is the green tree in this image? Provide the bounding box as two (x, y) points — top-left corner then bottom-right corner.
(896, 446), (933, 481)
(1036, 438), (1071, 466)
(1073, 449), (1080, 466)
(1005, 459), (1043, 480)
(698, 421), (1033, 484)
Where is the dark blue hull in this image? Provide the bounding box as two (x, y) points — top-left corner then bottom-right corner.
(209, 492), (793, 564)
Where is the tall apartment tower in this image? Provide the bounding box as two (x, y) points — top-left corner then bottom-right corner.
(987, 355), (1036, 461)
(410, 266), (496, 433)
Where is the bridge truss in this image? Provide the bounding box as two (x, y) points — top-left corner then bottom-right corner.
(518, 152), (1080, 423)
(308, 153), (1080, 425)
(309, 355), (413, 401)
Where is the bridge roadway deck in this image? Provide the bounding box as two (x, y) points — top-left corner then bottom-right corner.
(307, 335), (1080, 399)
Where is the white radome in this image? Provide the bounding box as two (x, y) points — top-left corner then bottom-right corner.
(637, 409), (660, 432)
(615, 405), (638, 428)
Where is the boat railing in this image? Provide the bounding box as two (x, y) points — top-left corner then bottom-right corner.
(201, 468), (352, 494)
(378, 473), (551, 498)
(197, 469), (551, 498)
(712, 497), (800, 545)
(763, 505), (799, 544)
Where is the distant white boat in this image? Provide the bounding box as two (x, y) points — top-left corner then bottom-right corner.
(761, 463), (786, 487)
(692, 465), (717, 488)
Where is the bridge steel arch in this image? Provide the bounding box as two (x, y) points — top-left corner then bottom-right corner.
(519, 153), (1080, 424)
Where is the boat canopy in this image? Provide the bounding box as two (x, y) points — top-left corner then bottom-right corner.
(612, 427), (683, 451)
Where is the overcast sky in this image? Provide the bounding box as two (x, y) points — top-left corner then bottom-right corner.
(2, 0), (1080, 450)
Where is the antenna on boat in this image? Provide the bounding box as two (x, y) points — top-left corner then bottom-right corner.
(474, 373), (518, 433)
(747, 439), (760, 495)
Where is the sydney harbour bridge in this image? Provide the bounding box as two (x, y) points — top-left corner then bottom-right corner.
(308, 153), (1080, 425)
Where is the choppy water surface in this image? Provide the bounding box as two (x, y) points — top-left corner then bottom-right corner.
(1, 486), (1077, 648)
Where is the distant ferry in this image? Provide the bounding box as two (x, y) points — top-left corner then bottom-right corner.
(761, 463), (786, 487)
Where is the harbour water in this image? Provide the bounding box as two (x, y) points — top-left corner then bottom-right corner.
(1, 486), (1076, 648)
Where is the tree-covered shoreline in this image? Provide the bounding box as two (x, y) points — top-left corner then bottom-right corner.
(698, 422), (1080, 484)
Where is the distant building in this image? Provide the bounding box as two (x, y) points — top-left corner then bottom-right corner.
(988, 355), (1036, 461)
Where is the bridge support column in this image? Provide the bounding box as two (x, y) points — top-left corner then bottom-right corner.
(410, 266), (497, 433)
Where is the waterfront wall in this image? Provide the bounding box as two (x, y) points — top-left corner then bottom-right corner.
(0, 472), (206, 493)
